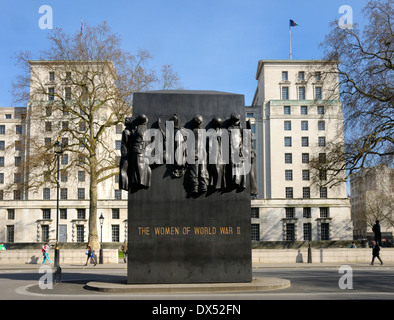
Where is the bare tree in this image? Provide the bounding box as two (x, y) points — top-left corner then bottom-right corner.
(11, 22), (165, 248)
(159, 64), (184, 90)
(312, 0), (393, 186)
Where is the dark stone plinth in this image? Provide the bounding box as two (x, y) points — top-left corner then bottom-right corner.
(127, 90), (252, 284)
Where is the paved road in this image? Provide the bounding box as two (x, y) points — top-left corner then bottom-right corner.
(0, 263), (393, 301)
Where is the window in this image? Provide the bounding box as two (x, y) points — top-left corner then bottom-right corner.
(318, 137), (326, 147)
(298, 87), (306, 100)
(318, 106), (325, 114)
(300, 106), (308, 115)
(46, 106), (52, 116)
(60, 188), (68, 200)
(15, 157), (22, 167)
(5, 114), (11, 119)
(246, 112), (254, 118)
(76, 225), (84, 242)
(285, 187), (293, 199)
(16, 125), (22, 135)
(14, 173), (22, 184)
(49, 71), (55, 81)
(315, 71), (321, 81)
(301, 121), (308, 131)
(285, 207), (295, 218)
(298, 71), (305, 81)
(78, 188), (85, 200)
(115, 190), (122, 200)
(0, 173), (4, 184)
(66, 72), (72, 81)
(45, 138), (51, 148)
(302, 170), (310, 181)
(115, 140), (121, 150)
(116, 124), (123, 134)
(7, 209), (15, 220)
(0, 141), (4, 150)
(319, 169), (327, 181)
(65, 87), (72, 100)
(286, 223), (295, 241)
(304, 223), (312, 241)
(320, 207), (329, 218)
(45, 122), (52, 132)
(282, 71), (288, 81)
(285, 153), (292, 164)
(77, 209), (86, 219)
(285, 170), (293, 181)
(302, 153), (309, 163)
(41, 225), (49, 242)
(320, 187), (328, 198)
(48, 87), (55, 101)
(60, 209), (67, 219)
(78, 171), (85, 182)
(112, 225), (120, 242)
(62, 138), (68, 147)
(0, 158), (4, 168)
(282, 87), (289, 100)
(42, 209), (51, 220)
(284, 121), (291, 131)
(61, 153), (68, 165)
(303, 207), (311, 218)
(6, 225), (14, 243)
(321, 223), (330, 240)
(61, 170), (68, 182)
(251, 224), (260, 241)
(0, 125), (5, 135)
(15, 140), (22, 151)
(318, 120), (325, 131)
(319, 153), (327, 163)
(315, 87), (322, 100)
(303, 187), (310, 199)
(251, 208), (259, 218)
(283, 105), (291, 115)
(43, 188), (50, 200)
(112, 208), (120, 219)
(301, 137), (309, 147)
(284, 137), (292, 147)
(62, 121), (69, 130)
(14, 190), (22, 200)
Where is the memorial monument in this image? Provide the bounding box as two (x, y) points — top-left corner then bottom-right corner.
(120, 90), (257, 284)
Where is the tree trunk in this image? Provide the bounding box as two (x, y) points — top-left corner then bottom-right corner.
(88, 155), (99, 249)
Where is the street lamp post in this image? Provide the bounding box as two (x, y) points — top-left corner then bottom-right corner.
(99, 213), (104, 264)
(54, 139), (63, 268)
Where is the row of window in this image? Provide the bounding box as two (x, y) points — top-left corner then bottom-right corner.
(285, 152), (326, 164)
(283, 105), (325, 115)
(284, 169), (327, 181)
(284, 136), (326, 147)
(0, 125), (23, 135)
(251, 207), (329, 219)
(282, 71), (321, 82)
(251, 222), (330, 241)
(284, 120), (326, 131)
(285, 186), (328, 199)
(281, 86), (323, 100)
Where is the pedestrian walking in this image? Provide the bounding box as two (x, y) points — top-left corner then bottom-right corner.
(42, 242), (51, 265)
(372, 220), (382, 246)
(121, 240), (128, 263)
(370, 240), (383, 265)
(349, 241), (357, 248)
(84, 243), (96, 266)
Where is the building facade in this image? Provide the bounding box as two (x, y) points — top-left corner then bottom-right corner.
(0, 61), (128, 245)
(248, 60), (353, 241)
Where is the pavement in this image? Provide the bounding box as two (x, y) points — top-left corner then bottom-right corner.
(1, 262), (392, 294)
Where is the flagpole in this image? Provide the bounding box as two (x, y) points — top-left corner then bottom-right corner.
(289, 24), (292, 60)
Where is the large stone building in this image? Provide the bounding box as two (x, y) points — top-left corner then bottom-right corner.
(0, 60), (128, 244)
(350, 164), (394, 243)
(248, 60), (353, 241)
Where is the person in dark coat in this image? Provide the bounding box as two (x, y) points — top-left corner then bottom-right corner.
(370, 240), (383, 265)
(372, 220), (382, 246)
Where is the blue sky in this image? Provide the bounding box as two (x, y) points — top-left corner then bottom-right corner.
(0, 0), (369, 107)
